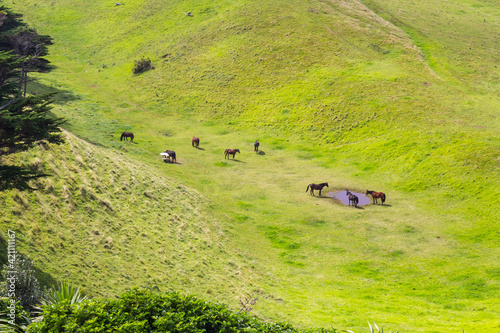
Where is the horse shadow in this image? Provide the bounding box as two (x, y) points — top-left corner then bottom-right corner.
(195, 147), (206, 151)
(257, 150), (266, 155)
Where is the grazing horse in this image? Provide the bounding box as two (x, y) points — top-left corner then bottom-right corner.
(224, 149), (240, 160)
(366, 190), (386, 205)
(192, 136), (200, 148)
(306, 183), (329, 196)
(165, 150), (176, 163)
(254, 140), (260, 152)
(346, 190), (359, 207)
(120, 132), (134, 141)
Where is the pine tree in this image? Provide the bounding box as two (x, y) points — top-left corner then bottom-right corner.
(0, 5), (64, 190)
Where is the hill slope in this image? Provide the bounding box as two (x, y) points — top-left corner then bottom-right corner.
(0, 131), (259, 302)
(1, 0), (499, 332)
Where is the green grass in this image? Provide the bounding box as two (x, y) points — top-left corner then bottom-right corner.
(1, 0), (499, 332)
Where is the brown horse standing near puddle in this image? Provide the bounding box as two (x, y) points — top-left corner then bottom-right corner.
(192, 136), (200, 148)
(366, 190), (386, 205)
(346, 190), (359, 207)
(120, 132), (134, 141)
(224, 149), (240, 160)
(306, 183), (329, 196)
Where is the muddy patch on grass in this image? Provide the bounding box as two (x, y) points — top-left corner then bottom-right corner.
(327, 190), (371, 206)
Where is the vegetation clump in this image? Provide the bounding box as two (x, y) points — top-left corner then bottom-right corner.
(132, 57), (153, 74)
(29, 289), (337, 333)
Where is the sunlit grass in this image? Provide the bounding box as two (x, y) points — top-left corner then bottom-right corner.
(1, 0), (499, 332)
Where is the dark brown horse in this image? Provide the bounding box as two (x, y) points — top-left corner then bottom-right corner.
(254, 140), (260, 152)
(224, 149), (240, 160)
(346, 190), (358, 207)
(366, 190), (386, 205)
(306, 183), (329, 196)
(165, 150), (176, 163)
(120, 132), (134, 141)
(192, 136), (200, 148)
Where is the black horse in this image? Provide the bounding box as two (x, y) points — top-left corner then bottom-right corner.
(306, 183), (329, 196)
(165, 150), (176, 163)
(346, 190), (358, 207)
(120, 132), (134, 141)
(254, 140), (260, 152)
(224, 149), (240, 160)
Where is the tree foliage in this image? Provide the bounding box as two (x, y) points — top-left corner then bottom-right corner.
(0, 5), (64, 190)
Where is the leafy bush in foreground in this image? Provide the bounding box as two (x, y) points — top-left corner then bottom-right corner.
(28, 289), (337, 333)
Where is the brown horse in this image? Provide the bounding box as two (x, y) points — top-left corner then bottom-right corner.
(254, 140), (260, 152)
(224, 149), (240, 160)
(165, 150), (176, 163)
(306, 183), (329, 196)
(192, 136), (200, 148)
(366, 190), (386, 205)
(346, 190), (359, 207)
(120, 132), (134, 141)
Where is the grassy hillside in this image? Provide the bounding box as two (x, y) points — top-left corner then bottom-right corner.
(0, 131), (262, 302)
(1, 0), (499, 332)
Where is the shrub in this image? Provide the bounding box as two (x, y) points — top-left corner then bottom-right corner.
(132, 58), (153, 74)
(0, 297), (32, 333)
(40, 281), (90, 306)
(0, 254), (42, 311)
(29, 289), (338, 333)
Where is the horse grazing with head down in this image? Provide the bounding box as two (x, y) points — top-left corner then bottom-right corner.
(306, 183), (329, 196)
(120, 132), (134, 141)
(366, 190), (386, 205)
(224, 149), (240, 160)
(192, 136), (200, 148)
(346, 190), (359, 207)
(254, 140), (260, 152)
(165, 150), (176, 163)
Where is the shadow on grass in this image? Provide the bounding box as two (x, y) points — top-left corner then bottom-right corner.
(256, 150), (266, 155)
(29, 81), (81, 105)
(0, 165), (49, 191)
(0, 234), (57, 288)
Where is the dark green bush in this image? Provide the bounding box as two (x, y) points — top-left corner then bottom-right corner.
(132, 58), (153, 74)
(28, 289), (337, 333)
(0, 254), (43, 311)
(0, 297), (32, 332)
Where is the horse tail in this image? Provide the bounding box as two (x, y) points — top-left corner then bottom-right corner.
(306, 185), (310, 193)
(382, 193), (386, 204)
(120, 133), (123, 141)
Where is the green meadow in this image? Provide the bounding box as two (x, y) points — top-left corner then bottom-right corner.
(0, 0), (499, 332)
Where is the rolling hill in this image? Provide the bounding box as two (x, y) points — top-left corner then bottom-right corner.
(1, 0), (499, 332)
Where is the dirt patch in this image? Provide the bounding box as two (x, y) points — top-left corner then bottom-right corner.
(327, 190), (371, 206)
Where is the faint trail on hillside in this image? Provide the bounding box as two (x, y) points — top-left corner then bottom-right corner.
(121, 99), (146, 112)
(355, 0), (441, 78)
